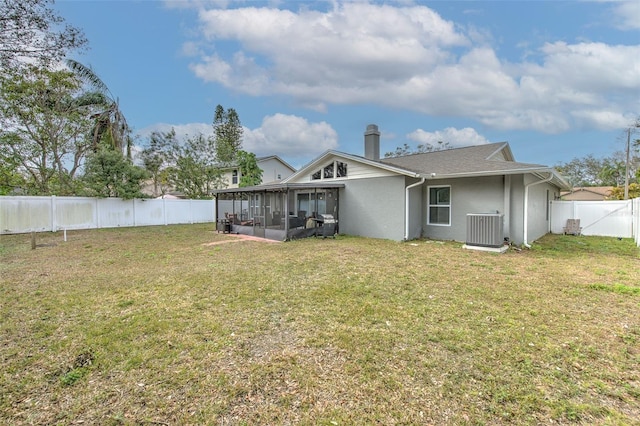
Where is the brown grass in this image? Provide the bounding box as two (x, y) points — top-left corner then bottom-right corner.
(1, 225), (639, 425)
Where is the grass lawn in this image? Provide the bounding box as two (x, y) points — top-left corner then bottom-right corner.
(1, 225), (639, 425)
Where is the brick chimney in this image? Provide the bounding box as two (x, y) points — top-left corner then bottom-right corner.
(364, 124), (380, 161)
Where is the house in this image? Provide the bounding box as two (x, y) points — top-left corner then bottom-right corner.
(222, 155), (296, 188)
(212, 124), (570, 247)
(561, 187), (613, 201)
(141, 155), (296, 198)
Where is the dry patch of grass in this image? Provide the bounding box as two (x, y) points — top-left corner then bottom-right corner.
(1, 226), (639, 425)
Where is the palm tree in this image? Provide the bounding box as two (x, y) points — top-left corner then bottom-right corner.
(66, 59), (131, 158)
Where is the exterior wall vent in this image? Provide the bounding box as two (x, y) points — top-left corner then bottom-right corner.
(466, 213), (504, 248)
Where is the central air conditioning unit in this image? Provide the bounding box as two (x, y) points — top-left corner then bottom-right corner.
(466, 213), (504, 248)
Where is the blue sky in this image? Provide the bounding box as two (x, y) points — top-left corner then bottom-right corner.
(56, 0), (640, 170)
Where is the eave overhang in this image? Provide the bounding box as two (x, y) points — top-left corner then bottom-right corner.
(211, 182), (345, 195)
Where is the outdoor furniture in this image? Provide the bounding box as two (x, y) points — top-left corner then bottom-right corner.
(563, 219), (582, 235)
(289, 215), (305, 229)
(226, 212), (254, 226)
(216, 218), (231, 233)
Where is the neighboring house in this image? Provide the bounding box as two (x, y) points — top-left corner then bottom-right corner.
(141, 155), (296, 197)
(561, 187), (613, 201)
(222, 155), (296, 189)
(212, 124), (570, 246)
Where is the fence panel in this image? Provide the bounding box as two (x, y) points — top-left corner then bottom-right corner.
(550, 200), (633, 238)
(0, 196), (52, 233)
(97, 198), (135, 229)
(0, 196), (216, 234)
(133, 199), (165, 226)
(189, 200), (216, 223)
(54, 197), (97, 230)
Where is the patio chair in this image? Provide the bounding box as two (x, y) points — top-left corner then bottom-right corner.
(563, 219), (582, 235)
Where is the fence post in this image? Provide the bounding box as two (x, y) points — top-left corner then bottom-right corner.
(95, 198), (100, 229)
(50, 195), (56, 232)
(163, 197), (168, 226)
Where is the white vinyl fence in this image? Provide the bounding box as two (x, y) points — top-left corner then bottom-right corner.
(0, 196), (215, 234)
(634, 198), (640, 247)
(550, 199), (639, 246)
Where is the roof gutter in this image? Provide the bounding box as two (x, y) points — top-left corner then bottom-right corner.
(405, 177), (426, 240)
(523, 172), (553, 248)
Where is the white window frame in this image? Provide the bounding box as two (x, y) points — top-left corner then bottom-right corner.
(427, 185), (451, 226)
(310, 160), (348, 181)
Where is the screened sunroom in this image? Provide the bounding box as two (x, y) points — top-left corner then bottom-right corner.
(212, 183), (343, 241)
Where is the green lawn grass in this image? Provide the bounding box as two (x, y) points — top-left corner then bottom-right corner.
(1, 226), (639, 425)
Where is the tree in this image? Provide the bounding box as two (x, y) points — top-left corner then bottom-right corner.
(0, 65), (93, 194)
(0, 0), (87, 69)
(82, 146), (148, 199)
(598, 157), (626, 187)
(384, 141), (451, 158)
(555, 155), (607, 187)
(213, 105), (243, 165)
(0, 149), (26, 194)
(609, 183), (640, 200)
(141, 130), (226, 199)
(139, 130), (173, 197)
(556, 152), (638, 188)
(169, 133), (226, 199)
(66, 59), (131, 157)
(236, 150), (262, 187)
(384, 143), (412, 158)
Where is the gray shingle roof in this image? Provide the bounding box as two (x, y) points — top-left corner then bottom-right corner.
(380, 142), (550, 176)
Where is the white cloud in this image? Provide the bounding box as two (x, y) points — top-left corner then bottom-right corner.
(184, 1), (640, 134)
(407, 127), (491, 148)
(610, 1), (640, 31)
(136, 114), (338, 163)
(189, 2), (467, 97)
(244, 114), (338, 161)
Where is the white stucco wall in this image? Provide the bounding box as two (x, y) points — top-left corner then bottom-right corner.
(338, 175), (406, 241)
(423, 175), (505, 243)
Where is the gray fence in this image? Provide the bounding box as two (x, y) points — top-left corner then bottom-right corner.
(0, 196), (215, 234)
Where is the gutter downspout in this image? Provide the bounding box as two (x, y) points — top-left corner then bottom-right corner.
(523, 173), (553, 248)
(405, 177), (426, 241)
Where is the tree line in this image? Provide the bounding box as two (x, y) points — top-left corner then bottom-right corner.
(555, 139), (640, 199)
(0, 0), (261, 199)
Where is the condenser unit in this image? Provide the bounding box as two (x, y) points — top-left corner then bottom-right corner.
(466, 213), (504, 248)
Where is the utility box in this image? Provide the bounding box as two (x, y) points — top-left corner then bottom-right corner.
(466, 214), (504, 248)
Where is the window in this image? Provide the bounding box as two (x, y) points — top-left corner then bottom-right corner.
(296, 192), (326, 216)
(232, 170), (238, 184)
(323, 163), (334, 178)
(428, 186), (450, 225)
(336, 161), (347, 177)
(310, 160), (348, 181)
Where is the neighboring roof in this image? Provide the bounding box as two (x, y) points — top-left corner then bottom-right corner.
(257, 155), (296, 172)
(218, 155), (297, 172)
(561, 186), (613, 200)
